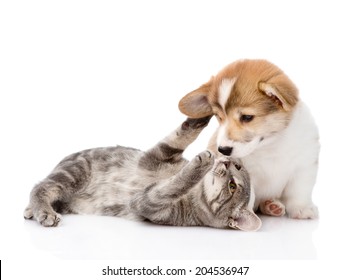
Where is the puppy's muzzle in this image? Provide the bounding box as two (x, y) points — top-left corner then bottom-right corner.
(218, 146), (233, 156)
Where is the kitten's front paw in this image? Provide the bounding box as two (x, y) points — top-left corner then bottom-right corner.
(195, 151), (214, 167)
(181, 116), (212, 130)
(194, 151), (214, 176)
(183, 151), (214, 182)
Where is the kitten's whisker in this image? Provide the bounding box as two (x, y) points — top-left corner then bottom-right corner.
(211, 170), (225, 177)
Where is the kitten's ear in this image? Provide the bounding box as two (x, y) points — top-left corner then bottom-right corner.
(178, 78), (214, 118)
(229, 210), (262, 231)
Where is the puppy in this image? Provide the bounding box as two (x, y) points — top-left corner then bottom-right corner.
(179, 59), (319, 219)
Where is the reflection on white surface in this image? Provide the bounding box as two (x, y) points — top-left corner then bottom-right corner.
(23, 214), (318, 260)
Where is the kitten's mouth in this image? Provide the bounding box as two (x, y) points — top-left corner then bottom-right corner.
(211, 159), (230, 177)
(228, 207), (246, 230)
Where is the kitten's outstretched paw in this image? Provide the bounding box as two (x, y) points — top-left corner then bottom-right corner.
(287, 204), (318, 219)
(260, 199), (285, 217)
(195, 151), (214, 165)
(182, 116), (212, 130)
(184, 151), (214, 182)
(189, 151), (214, 175)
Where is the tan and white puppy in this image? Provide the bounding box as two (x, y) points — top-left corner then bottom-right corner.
(179, 59), (319, 219)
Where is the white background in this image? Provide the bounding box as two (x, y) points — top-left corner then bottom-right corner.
(1, 0), (349, 279)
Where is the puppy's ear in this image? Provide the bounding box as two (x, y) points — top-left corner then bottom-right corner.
(178, 79), (213, 118)
(259, 75), (298, 111)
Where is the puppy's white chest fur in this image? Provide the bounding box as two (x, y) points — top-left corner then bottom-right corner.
(242, 102), (320, 211)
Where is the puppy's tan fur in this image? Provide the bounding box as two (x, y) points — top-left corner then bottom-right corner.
(179, 60), (298, 148)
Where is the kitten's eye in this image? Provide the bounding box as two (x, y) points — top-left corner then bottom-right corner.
(228, 179), (237, 193)
(240, 115), (254, 123)
(234, 163), (241, 170)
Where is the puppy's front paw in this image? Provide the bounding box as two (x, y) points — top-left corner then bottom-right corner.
(259, 199), (286, 217)
(286, 204), (318, 219)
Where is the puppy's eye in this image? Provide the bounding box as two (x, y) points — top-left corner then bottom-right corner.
(240, 115), (254, 123)
(228, 179), (237, 192)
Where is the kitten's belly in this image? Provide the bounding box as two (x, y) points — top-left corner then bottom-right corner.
(69, 165), (144, 216)
(68, 155), (186, 217)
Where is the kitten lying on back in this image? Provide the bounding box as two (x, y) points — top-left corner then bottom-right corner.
(24, 117), (261, 231)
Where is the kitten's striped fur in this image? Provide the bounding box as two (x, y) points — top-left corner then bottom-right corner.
(24, 117), (261, 231)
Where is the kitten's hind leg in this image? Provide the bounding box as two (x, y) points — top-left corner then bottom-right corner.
(24, 181), (65, 227)
(24, 151), (92, 227)
(23, 207), (34, 219)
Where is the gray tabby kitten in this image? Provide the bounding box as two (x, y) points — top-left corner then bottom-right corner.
(24, 117), (261, 231)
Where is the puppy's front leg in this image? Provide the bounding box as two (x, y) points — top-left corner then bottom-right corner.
(282, 166), (319, 219)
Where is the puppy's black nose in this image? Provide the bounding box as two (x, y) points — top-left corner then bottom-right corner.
(218, 146), (233, 156)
